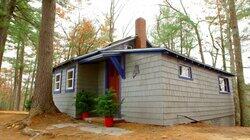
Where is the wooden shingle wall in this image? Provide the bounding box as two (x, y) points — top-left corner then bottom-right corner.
(77, 63), (98, 93)
(121, 53), (235, 126)
(97, 62), (106, 94)
(53, 62), (106, 118)
(53, 63), (78, 117)
(161, 55), (234, 125)
(121, 53), (165, 125)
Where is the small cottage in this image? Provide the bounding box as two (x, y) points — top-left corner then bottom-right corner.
(52, 18), (235, 126)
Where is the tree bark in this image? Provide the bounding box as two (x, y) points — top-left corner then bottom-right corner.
(216, 0), (226, 71)
(108, 0), (115, 42)
(29, 0), (59, 117)
(208, 16), (219, 67)
(23, 67), (32, 111)
(228, 0), (248, 126)
(194, 26), (205, 63)
(14, 43), (25, 110)
(0, 0), (17, 70)
(11, 43), (20, 110)
(180, 21), (183, 54)
(222, 0), (241, 125)
(29, 56), (37, 99)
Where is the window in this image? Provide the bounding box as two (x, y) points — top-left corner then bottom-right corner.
(54, 73), (61, 91)
(219, 77), (230, 93)
(66, 68), (74, 90)
(179, 65), (192, 79)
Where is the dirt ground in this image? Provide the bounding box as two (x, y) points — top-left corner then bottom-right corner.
(1, 112), (250, 140)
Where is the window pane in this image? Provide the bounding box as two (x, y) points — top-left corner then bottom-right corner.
(179, 66), (182, 75)
(219, 77), (228, 92)
(183, 66), (188, 77)
(68, 79), (73, 88)
(56, 75), (60, 81)
(56, 83), (60, 89)
(224, 78), (230, 92)
(68, 71), (73, 79)
(188, 67), (192, 78)
(54, 74), (61, 91)
(180, 66), (191, 78)
(219, 78), (224, 91)
(66, 69), (74, 89)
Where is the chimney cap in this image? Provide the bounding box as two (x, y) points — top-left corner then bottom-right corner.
(136, 17), (146, 22)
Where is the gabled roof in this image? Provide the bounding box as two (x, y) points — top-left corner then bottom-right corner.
(53, 36), (136, 69)
(53, 37), (234, 76)
(100, 36), (135, 51)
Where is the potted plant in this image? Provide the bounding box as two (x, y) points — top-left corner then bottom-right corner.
(95, 90), (118, 127)
(75, 90), (96, 120)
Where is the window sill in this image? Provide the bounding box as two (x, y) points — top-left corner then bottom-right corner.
(219, 91), (231, 94)
(66, 88), (74, 93)
(179, 75), (193, 80)
(54, 90), (61, 94)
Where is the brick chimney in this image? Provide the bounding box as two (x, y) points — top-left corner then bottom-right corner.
(135, 17), (146, 49)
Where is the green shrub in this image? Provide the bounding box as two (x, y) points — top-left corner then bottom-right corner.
(75, 90), (96, 115)
(95, 90), (118, 117)
(24, 99), (32, 111)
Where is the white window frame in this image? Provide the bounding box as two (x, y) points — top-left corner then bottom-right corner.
(66, 68), (74, 90)
(179, 65), (192, 79)
(54, 73), (61, 91)
(219, 77), (230, 93)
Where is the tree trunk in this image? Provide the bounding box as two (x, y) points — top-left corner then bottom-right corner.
(180, 21), (183, 54)
(170, 37), (175, 50)
(0, 27), (8, 71)
(228, 0), (248, 126)
(194, 26), (205, 63)
(216, 0), (226, 71)
(208, 17), (219, 67)
(23, 68), (32, 111)
(14, 43), (25, 110)
(108, 0), (115, 42)
(0, 0), (17, 70)
(29, 57), (37, 99)
(222, 0), (241, 125)
(11, 43), (20, 110)
(67, 46), (72, 59)
(29, 0), (59, 117)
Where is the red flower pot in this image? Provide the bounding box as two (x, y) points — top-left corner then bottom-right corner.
(104, 116), (114, 127)
(81, 112), (89, 120)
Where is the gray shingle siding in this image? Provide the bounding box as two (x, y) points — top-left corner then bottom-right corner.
(121, 53), (234, 125)
(77, 62), (106, 95)
(98, 62), (106, 94)
(53, 61), (106, 118)
(121, 53), (165, 125)
(77, 64), (98, 93)
(161, 54), (234, 125)
(53, 63), (78, 117)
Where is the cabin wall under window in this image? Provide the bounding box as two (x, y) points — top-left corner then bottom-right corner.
(52, 63), (78, 117)
(161, 54), (234, 125)
(120, 52), (234, 126)
(121, 53), (165, 125)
